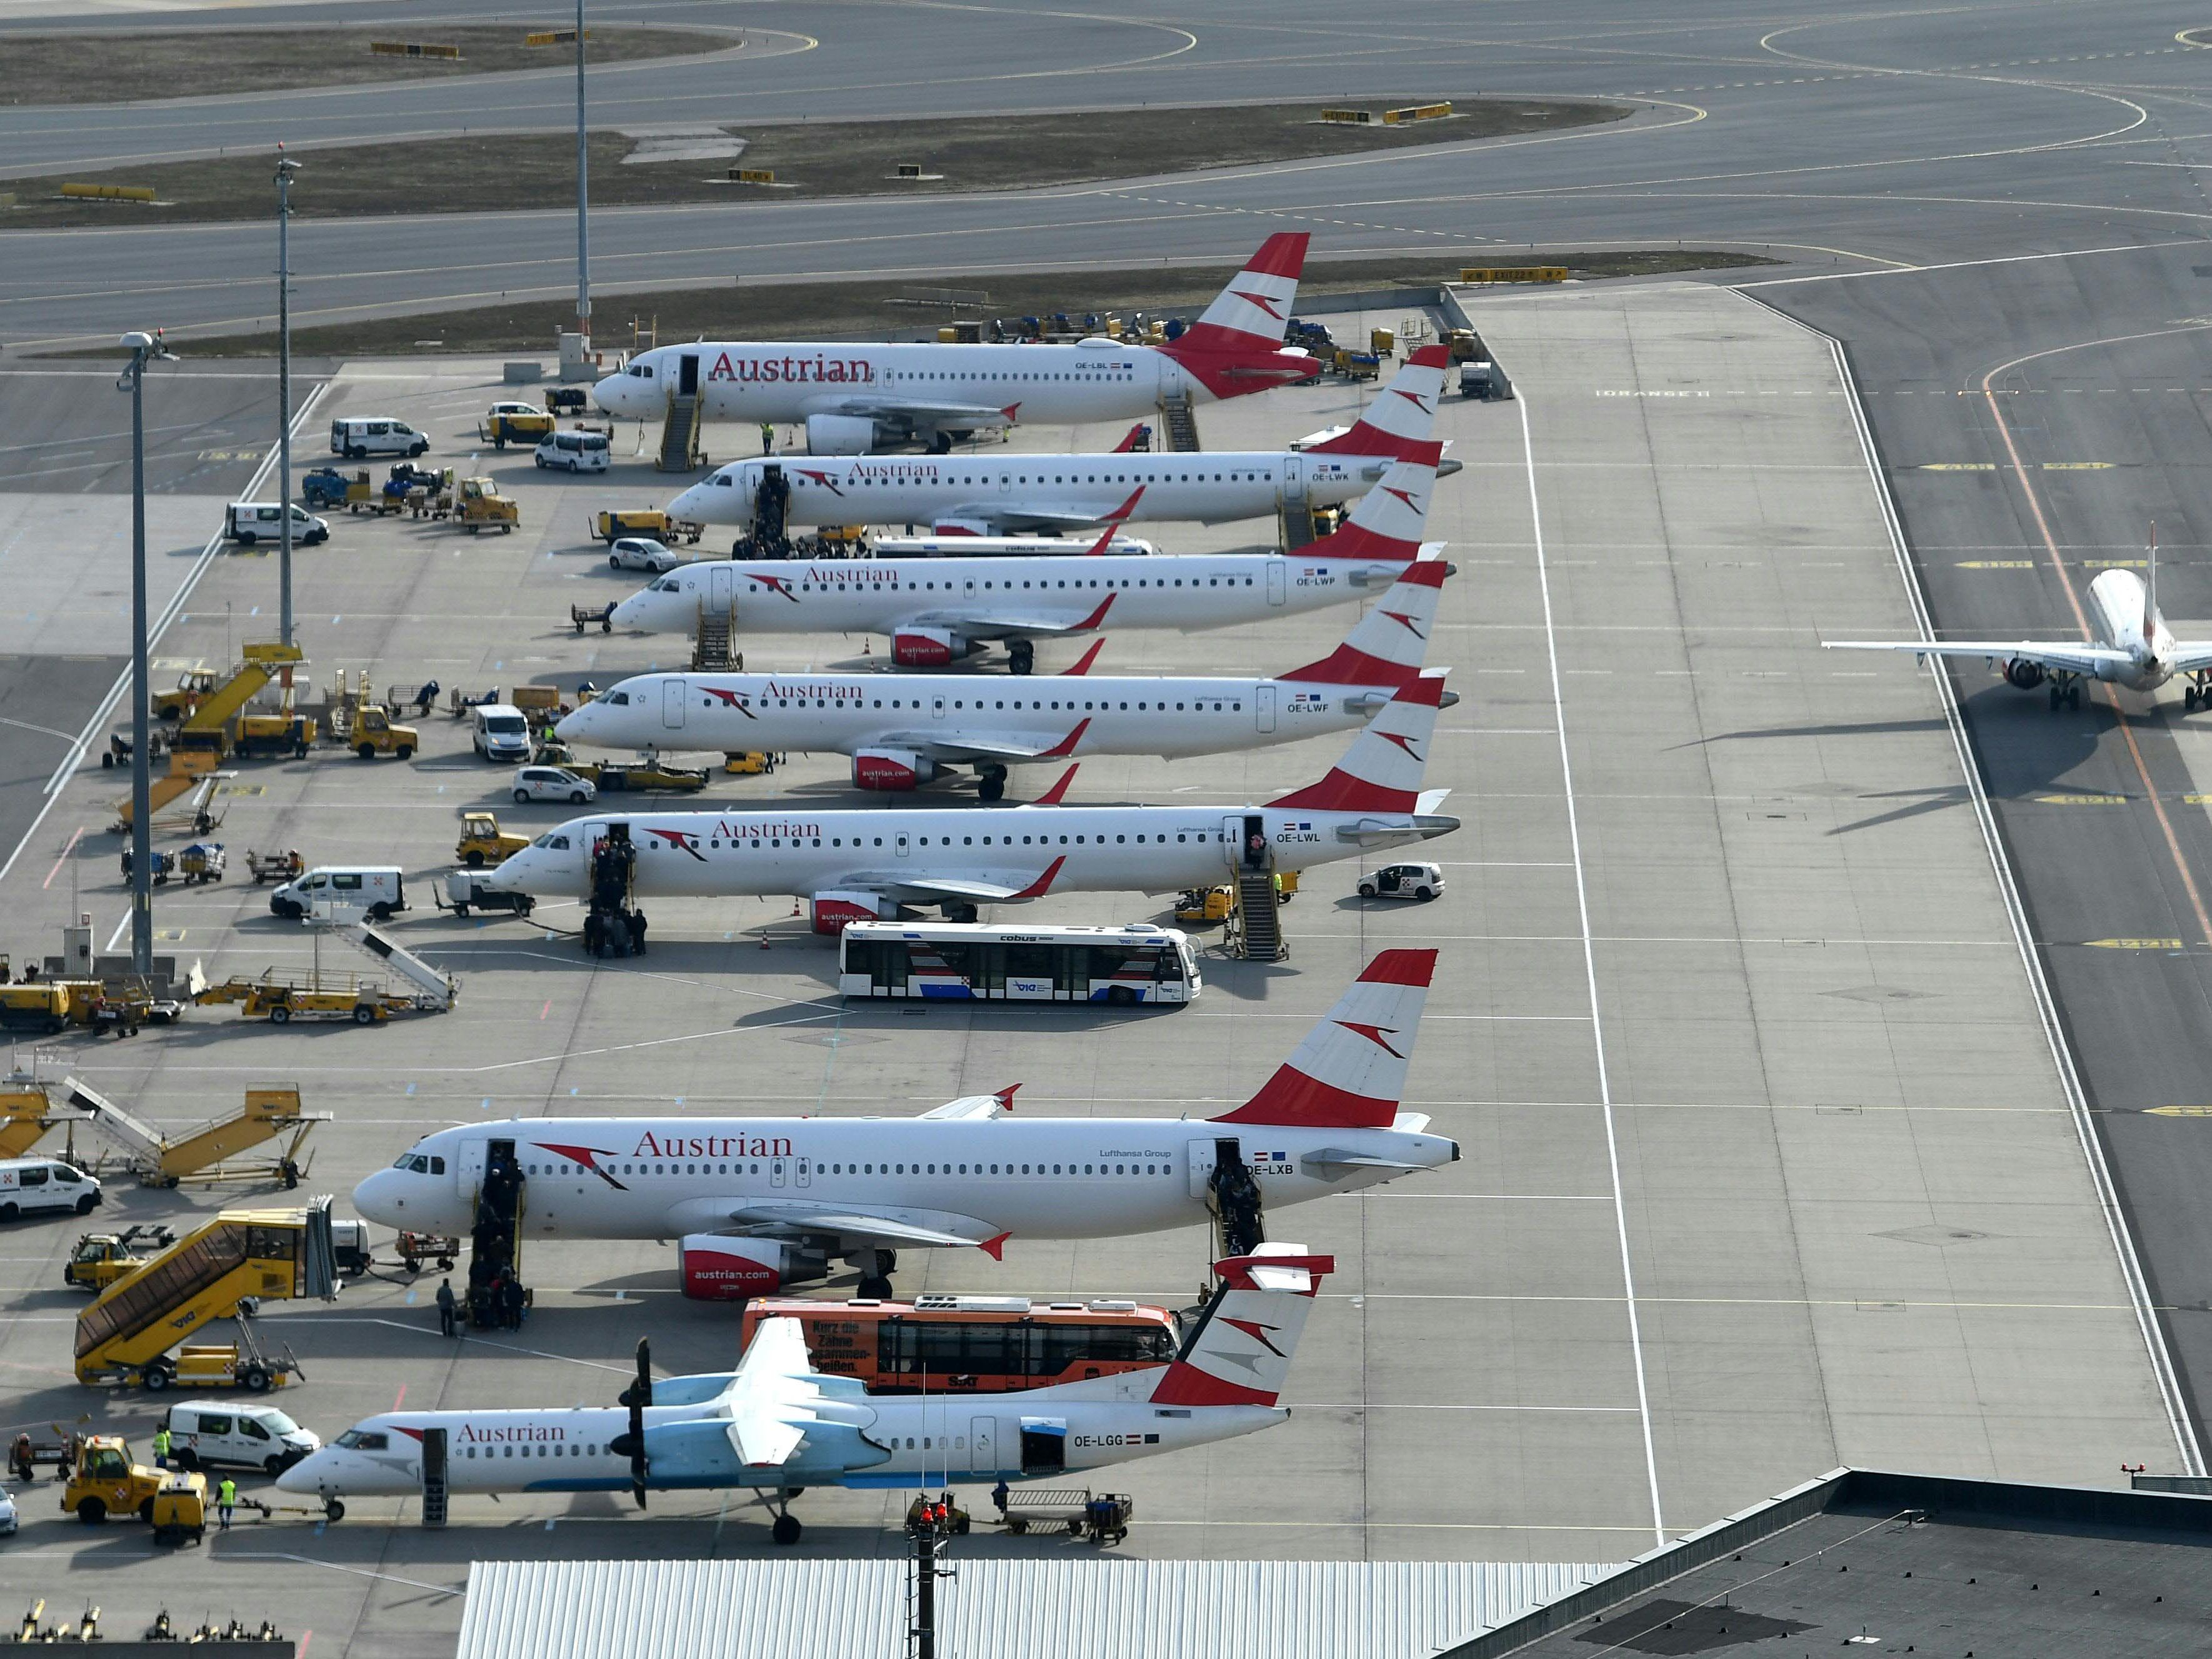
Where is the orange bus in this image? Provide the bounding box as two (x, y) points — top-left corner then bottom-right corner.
(738, 1293), (1181, 1395)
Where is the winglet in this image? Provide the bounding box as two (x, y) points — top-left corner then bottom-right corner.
(1063, 639), (1106, 676)
(1007, 854), (1068, 898)
(1038, 718), (1091, 760)
(1112, 423), (1150, 454)
(978, 1231), (1011, 1261)
(1033, 766), (1079, 806)
(1104, 484), (1145, 524)
(1070, 591), (1118, 632)
(993, 1084), (1021, 1112)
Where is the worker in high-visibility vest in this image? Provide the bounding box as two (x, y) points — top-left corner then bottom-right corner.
(151, 1425), (172, 1469)
(216, 1476), (237, 1530)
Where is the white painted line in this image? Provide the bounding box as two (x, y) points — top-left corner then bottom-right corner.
(0, 381), (329, 892)
(1519, 390), (1667, 1551)
(1756, 293), (2206, 1476)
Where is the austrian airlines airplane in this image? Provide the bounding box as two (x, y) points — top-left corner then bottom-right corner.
(483, 676), (1455, 930)
(278, 1248), (1334, 1543)
(664, 346), (1450, 536)
(1825, 547), (2212, 711)
(352, 949), (1452, 1299)
(590, 234), (1322, 454)
(608, 445), (1448, 673)
(557, 561), (1451, 799)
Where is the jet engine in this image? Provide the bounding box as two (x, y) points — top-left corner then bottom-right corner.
(852, 749), (948, 791)
(809, 890), (899, 934)
(892, 626), (966, 667)
(2003, 658), (2047, 689)
(679, 1235), (826, 1300)
(804, 414), (877, 455)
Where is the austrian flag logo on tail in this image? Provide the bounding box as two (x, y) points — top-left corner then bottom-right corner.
(1334, 1020), (1406, 1058)
(1379, 485), (1423, 513)
(1233, 289), (1286, 320)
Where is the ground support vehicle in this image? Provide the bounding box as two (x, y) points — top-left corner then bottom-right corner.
(176, 843), (226, 885)
(246, 850), (304, 885)
(583, 760), (709, 794)
(153, 1323), (305, 1394)
(512, 764), (596, 804)
(61, 1435), (179, 1526)
(149, 1471), (209, 1546)
(1358, 861), (1444, 901)
(119, 846), (176, 885)
(571, 602), (615, 634)
(1333, 348), (1381, 381)
(63, 1076), (323, 1190)
(436, 870), (536, 920)
(74, 1200), (338, 1388)
(723, 751), (776, 775)
(481, 405), (555, 448)
(200, 977), (396, 1026)
(589, 508), (701, 545)
(455, 812), (528, 868)
(343, 708), (417, 759)
(300, 467), (371, 511)
(996, 1488), (1134, 1545)
(394, 1231), (459, 1275)
(0, 984), (73, 1035)
(65, 1225), (179, 1293)
(233, 714), (314, 759)
(452, 478), (518, 534)
(162, 1401), (319, 1477)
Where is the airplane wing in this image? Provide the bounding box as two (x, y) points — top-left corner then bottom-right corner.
(719, 1195), (1008, 1251)
(876, 726), (1084, 764)
(821, 396), (1018, 431)
(909, 591), (1117, 641)
(724, 1318), (819, 1467)
(918, 1088), (1018, 1121)
(1822, 640), (2134, 676)
(2170, 643), (2212, 674)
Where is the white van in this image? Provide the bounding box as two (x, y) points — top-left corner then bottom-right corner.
(225, 503), (329, 546)
(269, 866), (406, 922)
(162, 1401), (321, 1477)
(330, 417), (429, 459)
(534, 429), (610, 473)
(0, 1158), (101, 1222)
(471, 703), (532, 763)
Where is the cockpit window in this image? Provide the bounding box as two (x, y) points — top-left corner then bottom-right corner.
(715, 475), (733, 486)
(607, 691), (629, 706)
(651, 578), (680, 593)
(533, 833), (572, 850)
(390, 1151), (444, 1174)
(336, 1430), (389, 1451)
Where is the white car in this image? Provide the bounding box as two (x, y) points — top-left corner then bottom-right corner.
(0, 1488), (15, 1536)
(1357, 861), (1444, 902)
(609, 537), (685, 574)
(512, 765), (596, 805)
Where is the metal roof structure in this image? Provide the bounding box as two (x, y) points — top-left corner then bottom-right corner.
(456, 1558), (1621, 1659)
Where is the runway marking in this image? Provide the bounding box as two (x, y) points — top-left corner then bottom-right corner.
(1956, 559), (2034, 568)
(2084, 939), (2186, 950)
(1518, 388), (1664, 1551)
(2033, 793), (2126, 805)
(226, 1553), (458, 1599)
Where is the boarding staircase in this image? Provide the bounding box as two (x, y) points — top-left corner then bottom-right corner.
(419, 1426), (449, 1529)
(341, 925), (458, 1012)
(691, 604), (738, 671)
(1230, 871), (1287, 961)
(656, 391), (704, 473)
(467, 1141), (528, 1330)
(1159, 393), (1201, 453)
(56, 1076), (325, 1188)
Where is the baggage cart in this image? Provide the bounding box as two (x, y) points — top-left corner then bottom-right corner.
(571, 602), (615, 634)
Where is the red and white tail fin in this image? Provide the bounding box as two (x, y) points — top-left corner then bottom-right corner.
(1148, 1246), (1335, 1408)
(1112, 423), (1151, 454)
(1278, 559), (1449, 687)
(1214, 949), (1436, 1130)
(1306, 344), (1449, 459)
(1303, 443), (1441, 563)
(1266, 673), (1444, 813)
(1170, 232), (1308, 356)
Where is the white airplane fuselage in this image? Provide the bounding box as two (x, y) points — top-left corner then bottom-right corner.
(2084, 569), (2173, 689)
(669, 450), (1387, 533)
(353, 1115), (1459, 1245)
(482, 799), (1456, 910)
(606, 551), (1417, 639)
(557, 669), (1424, 768)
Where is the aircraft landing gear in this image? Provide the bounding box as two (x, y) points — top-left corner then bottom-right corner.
(2048, 675), (2083, 712)
(978, 766), (1008, 803)
(855, 1249), (896, 1299)
(928, 431), (953, 455)
(1007, 640), (1035, 676)
(2187, 674), (2211, 713)
(765, 1488), (806, 1546)
(943, 902), (979, 925)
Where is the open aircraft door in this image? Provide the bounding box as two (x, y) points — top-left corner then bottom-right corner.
(678, 353), (701, 398)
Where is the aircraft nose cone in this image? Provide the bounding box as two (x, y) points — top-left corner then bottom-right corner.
(274, 1454), (323, 1495)
(591, 372), (627, 414)
(352, 1168), (406, 1226)
(609, 593), (643, 628)
(554, 707), (586, 742)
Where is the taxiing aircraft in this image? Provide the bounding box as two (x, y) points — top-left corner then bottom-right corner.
(590, 234), (1321, 453)
(279, 1246), (1334, 1543)
(664, 345), (1449, 537)
(607, 445), (1448, 674)
(353, 949), (1453, 1298)
(1824, 543), (2212, 709)
(483, 675), (1454, 930)
(557, 560), (1450, 799)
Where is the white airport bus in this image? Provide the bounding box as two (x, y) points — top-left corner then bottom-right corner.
(838, 922), (1200, 1006)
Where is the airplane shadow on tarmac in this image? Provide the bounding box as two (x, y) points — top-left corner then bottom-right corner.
(1683, 683), (2112, 835)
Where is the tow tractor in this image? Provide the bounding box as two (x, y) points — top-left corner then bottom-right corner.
(480, 403), (556, 449)
(564, 758), (710, 794)
(456, 811), (528, 868)
(583, 822), (647, 957)
(62, 1434), (205, 1531)
(589, 508), (703, 545)
(301, 466), (373, 513)
(452, 477), (518, 535)
(65, 1225), (179, 1293)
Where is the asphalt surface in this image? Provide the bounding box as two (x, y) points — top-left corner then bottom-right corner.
(5, 0), (2212, 1581)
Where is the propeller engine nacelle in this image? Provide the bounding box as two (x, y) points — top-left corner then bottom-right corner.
(853, 748), (949, 792)
(809, 889), (899, 935)
(679, 1235), (823, 1300)
(2003, 658), (2047, 690)
(804, 413), (878, 455)
(892, 626), (967, 667)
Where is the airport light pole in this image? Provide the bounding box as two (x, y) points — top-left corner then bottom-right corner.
(118, 330), (176, 980)
(276, 151), (299, 648)
(575, 0), (591, 343)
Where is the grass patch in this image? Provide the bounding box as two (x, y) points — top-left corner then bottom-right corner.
(0, 25), (734, 107)
(123, 251), (1781, 359)
(0, 97), (1628, 228)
